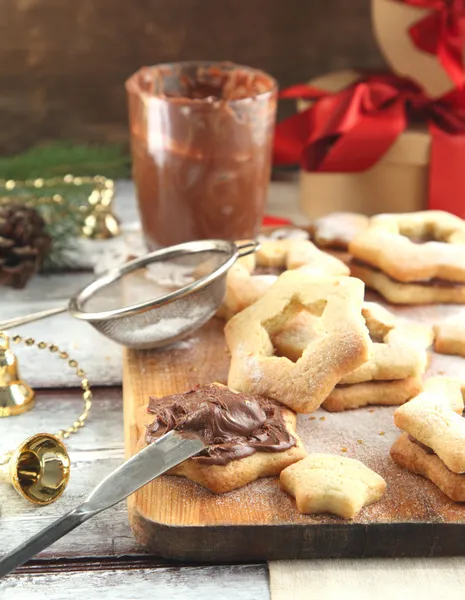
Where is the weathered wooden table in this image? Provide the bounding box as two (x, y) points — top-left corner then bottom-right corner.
(1, 181), (465, 600)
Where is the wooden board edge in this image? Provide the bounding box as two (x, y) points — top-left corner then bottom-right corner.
(123, 347), (136, 461)
(123, 347), (139, 519)
(127, 509), (465, 561)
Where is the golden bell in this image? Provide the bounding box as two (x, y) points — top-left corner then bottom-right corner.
(0, 332), (35, 417)
(0, 433), (71, 505)
(81, 207), (120, 239)
(82, 212), (120, 240)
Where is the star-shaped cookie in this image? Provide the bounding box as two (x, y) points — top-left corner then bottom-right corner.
(280, 454), (386, 519)
(225, 271), (371, 413)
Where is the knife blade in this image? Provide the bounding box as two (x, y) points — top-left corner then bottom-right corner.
(0, 430), (204, 578)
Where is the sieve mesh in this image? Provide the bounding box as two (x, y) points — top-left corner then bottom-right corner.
(74, 244), (239, 349)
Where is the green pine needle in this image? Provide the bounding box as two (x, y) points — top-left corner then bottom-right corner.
(0, 141), (131, 180)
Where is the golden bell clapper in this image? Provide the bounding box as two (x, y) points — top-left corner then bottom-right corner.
(0, 332), (34, 417)
(0, 434), (71, 505)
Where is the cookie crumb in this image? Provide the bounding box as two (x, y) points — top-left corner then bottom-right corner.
(189, 366), (198, 372)
(368, 409), (375, 413)
(309, 416), (316, 420)
(341, 447), (348, 453)
(319, 416), (326, 421)
(378, 431), (385, 436)
(357, 439), (364, 445)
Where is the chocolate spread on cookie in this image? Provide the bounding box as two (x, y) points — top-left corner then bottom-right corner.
(146, 384), (296, 465)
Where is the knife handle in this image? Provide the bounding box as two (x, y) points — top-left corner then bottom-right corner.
(0, 507), (88, 578)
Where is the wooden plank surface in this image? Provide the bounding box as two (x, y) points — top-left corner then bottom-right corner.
(1, 563), (269, 600)
(123, 293), (465, 561)
(0, 388), (139, 559)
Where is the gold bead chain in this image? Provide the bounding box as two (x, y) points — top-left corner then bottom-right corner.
(0, 174), (112, 189)
(0, 174), (119, 239)
(10, 333), (93, 440)
(0, 174), (115, 214)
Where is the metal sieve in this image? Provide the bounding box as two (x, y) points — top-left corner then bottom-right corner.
(0, 239), (258, 350)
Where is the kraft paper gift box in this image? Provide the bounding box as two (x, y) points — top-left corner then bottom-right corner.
(273, 69), (465, 220)
(295, 70), (431, 219)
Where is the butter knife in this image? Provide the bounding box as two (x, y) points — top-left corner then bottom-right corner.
(0, 431), (204, 578)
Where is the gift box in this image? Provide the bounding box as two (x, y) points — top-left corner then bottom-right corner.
(372, 0), (465, 99)
(297, 71), (429, 218)
(273, 70), (465, 220)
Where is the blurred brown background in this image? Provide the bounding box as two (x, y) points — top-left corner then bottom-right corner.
(0, 0), (386, 155)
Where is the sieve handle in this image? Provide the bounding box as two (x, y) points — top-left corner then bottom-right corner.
(236, 240), (260, 259)
(0, 306), (68, 331)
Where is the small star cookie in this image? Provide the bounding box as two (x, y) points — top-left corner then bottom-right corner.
(280, 454), (386, 519)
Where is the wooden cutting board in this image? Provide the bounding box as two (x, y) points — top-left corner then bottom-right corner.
(123, 299), (465, 562)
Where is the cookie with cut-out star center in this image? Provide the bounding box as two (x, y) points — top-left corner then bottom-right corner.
(349, 211), (465, 304)
(217, 238), (349, 321)
(225, 270), (370, 413)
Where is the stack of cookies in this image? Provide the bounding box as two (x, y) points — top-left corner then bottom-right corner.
(225, 269), (372, 413)
(391, 377), (465, 502)
(348, 211), (465, 305)
(270, 301), (433, 412)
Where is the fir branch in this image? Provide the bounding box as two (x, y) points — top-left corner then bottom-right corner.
(0, 142), (129, 270)
(0, 142), (131, 180)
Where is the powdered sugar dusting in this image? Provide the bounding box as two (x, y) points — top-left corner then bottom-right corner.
(145, 261), (195, 288)
(138, 304), (209, 343)
(169, 337), (200, 351)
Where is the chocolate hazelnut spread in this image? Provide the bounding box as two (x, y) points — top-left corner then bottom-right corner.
(351, 258), (465, 287)
(146, 384), (295, 465)
(126, 62), (277, 249)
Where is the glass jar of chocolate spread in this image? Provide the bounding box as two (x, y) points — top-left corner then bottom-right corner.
(126, 61), (277, 248)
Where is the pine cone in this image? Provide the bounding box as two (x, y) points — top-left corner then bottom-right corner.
(0, 203), (51, 289)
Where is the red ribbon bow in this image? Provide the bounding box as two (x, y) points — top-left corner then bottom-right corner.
(273, 74), (465, 216)
(396, 0), (465, 89)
